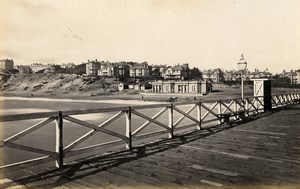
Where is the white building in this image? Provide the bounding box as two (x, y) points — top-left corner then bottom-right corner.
(86, 60), (100, 76)
(152, 80), (212, 95)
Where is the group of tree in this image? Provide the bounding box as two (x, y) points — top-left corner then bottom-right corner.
(189, 67), (203, 80)
(35, 64), (86, 75)
(271, 74), (295, 87)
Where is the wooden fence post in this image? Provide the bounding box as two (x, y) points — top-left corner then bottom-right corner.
(233, 99), (237, 120)
(196, 101), (201, 130)
(241, 98), (245, 111)
(168, 104), (174, 138)
(233, 99), (237, 112)
(218, 99), (222, 124)
(55, 111), (63, 169)
(245, 98), (249, 116)
(125, 107), (132, 150)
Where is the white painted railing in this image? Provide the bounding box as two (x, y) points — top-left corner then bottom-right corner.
(0, 93), (299, 170)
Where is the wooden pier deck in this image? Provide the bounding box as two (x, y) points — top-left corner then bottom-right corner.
(1, 105), (300, 189)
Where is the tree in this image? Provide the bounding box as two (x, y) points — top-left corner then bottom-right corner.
(189, 67), (202, 80)
(52, 65), (67, 73)
(150, 67), (163, 79)
(71, 64), (86, 75)
(272, 76), (291, 87)
(272, 74), (280, 80)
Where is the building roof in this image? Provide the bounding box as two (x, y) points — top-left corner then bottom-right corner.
(152, 64), (167, 68)
(166, 64), (188, 71)
(288, 72), (297, 76)
(172, 65), (184, 71)
(0, 59), (14, 62)
(130, 62), (148, 69)
(203, 69), (221, 76)
(101, 63), (115, 67)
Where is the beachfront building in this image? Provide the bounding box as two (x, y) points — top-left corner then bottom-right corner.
(151, 64), (167, 79)
(0, 59), (14, 71)
(152, 80), (212, 95)
(279, 70), (298, 84)
(98, 62), (116, 77)
(296, 70), (300, 84)
(128, 82), (152, 91)
(249, 69), (272, 79)
(202, 68), (224, 83)
(115, 63), (130, 79)
(223, 70), (236, 81)
(86, 59), (100, 76)
(129, 62), (150, 78)
(286, 71), (297, 84)
(118, 83), (129, 91)
(162, 63), (189, 80)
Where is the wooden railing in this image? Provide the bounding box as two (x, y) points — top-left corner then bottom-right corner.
(0, 93), (299, 170)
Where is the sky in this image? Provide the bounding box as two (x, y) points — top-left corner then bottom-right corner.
(0, 0), (300, 74)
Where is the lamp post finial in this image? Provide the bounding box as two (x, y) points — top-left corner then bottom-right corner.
(240, 54), (244, 61)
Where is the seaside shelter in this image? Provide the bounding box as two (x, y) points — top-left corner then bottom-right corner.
(152, 80), (212, 95)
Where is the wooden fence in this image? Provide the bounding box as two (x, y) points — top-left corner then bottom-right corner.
(0, 93), (299, 170)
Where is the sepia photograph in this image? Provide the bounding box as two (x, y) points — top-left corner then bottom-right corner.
(0, 0), (300, 188)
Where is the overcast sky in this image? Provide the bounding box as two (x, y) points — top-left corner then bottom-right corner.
(1, 0), (300, 73)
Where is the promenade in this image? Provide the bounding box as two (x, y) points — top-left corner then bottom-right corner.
(1, 105), (300, 189)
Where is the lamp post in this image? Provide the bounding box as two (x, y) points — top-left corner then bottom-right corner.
(237, 54), (247, 99)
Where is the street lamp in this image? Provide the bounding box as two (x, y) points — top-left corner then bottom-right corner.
(237, 54), (247, 99)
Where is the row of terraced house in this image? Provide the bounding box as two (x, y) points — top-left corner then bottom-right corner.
(2, 58), (300, 85)
(84, 60), (214, 94)
(85, 59), (191, 80)
(223, 68), (300, 84)
(279, 70), (300, 84)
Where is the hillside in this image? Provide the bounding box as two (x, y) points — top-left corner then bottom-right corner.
(3, 73), (296, 102)
(1, 74), (120, 97)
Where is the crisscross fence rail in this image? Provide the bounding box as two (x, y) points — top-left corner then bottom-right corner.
(0, 93), (299, 170)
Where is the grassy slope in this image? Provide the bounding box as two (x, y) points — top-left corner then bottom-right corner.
(1, 73), (119, 97)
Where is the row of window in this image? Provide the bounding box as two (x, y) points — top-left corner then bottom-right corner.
(152, 84), (200, 93)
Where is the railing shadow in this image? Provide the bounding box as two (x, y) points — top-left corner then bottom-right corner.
(10, 111), (272, 188)
(0, 107), (278, 189)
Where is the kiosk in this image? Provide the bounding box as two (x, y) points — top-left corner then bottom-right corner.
(251, 78), (272, 112)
